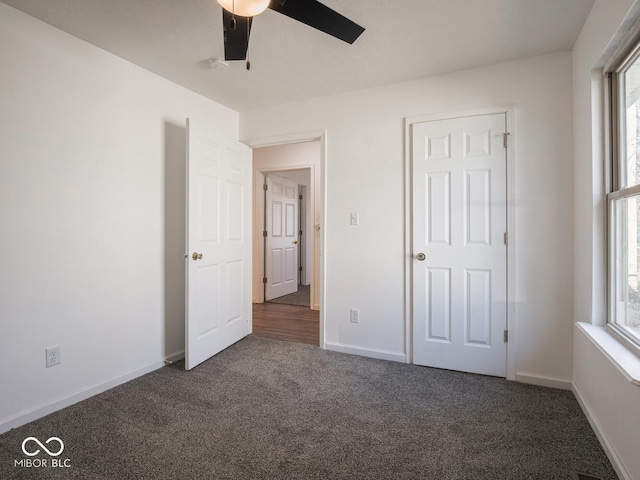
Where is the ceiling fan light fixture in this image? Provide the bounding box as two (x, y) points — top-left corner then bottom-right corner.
(216, 0), (270, 17)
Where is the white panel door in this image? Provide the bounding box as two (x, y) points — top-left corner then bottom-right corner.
(265, 174), (299, 300)
(185, 118), (251, 370)
(412, 113), (507, 377)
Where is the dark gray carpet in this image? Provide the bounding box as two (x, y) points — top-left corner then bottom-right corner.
(0, 336), (616, 479)
(269, 285), (310, 307)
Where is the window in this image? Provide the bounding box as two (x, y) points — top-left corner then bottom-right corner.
(609, 44), (640, 347)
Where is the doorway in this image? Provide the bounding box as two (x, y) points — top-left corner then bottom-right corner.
(250, 138), (324, 346)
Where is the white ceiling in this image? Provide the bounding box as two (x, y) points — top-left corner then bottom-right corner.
(2, 0), (594, 112)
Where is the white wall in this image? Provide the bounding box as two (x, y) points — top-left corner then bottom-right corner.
(572, 1), (640, 478)
(0, 4), (239, 431)
(242, 52), (574, 377)
(573, 325), (640, 480)
(252, 142), (321, 309)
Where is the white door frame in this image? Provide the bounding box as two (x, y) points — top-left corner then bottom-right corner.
(404, 106), (516, 380)
(298, 184), (309, 286)
(245, 130), (327, 349)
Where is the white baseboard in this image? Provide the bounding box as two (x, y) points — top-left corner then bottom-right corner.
(324, 342), (406, 363)
(573, 383), (632, 480)
(515, 371), (572, 390)
(165, 350), (185, 364)
(0, 352), (181, 435)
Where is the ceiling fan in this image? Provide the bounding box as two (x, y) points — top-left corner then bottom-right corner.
(216, 0), (365, 65)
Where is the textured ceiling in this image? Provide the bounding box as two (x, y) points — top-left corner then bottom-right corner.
(1, 0), (594, 112)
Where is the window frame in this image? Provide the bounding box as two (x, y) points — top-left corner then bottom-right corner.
(606, 40), (640, 353)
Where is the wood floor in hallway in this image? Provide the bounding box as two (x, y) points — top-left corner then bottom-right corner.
(252, 302), (319, 346)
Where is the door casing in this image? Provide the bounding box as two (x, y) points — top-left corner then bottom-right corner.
(404, 106), (516, 380)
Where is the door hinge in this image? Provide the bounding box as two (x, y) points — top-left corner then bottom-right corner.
(298, 266), (303, 271)
(504, 330), (509, 343)
(299, 230), (303, 236)
(262, 277), (267, 284)
(299, 194), (302, 200)
(263, 184), (268, 191)
(503, 232), (508, 245)
(263, 230), (267, 237)
(503, 132), (510, 149)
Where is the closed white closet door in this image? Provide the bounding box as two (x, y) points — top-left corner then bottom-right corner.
(412, 113), (507, 377)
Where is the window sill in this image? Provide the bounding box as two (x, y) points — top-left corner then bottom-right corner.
(577, 322), (640, 386)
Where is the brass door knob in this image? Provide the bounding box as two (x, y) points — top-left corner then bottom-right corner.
(416, 253), (426, 261)
(292, 241), (299, 244)
(192, 252), (203, 260)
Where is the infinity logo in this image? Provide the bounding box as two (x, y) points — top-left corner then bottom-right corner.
(21, 437), (65, 457)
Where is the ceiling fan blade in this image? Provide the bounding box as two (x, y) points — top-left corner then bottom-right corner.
(223, 9), (253, 61)
(268, 0), (364, 44)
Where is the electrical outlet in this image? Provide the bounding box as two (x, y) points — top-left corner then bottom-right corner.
(350, 308), (359, 323)
(46, 346), (61, 368)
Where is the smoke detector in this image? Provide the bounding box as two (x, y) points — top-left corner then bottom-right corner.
(209, 57), (229, 70)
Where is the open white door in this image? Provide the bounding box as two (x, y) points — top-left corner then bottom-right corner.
(185, 118), (251, 370)
(265, 174), (299, 300)
(412, 113), (507, 377)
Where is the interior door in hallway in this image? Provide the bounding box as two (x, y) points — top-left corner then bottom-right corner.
(266, 174), (299, 300)
(185, 118), (252, 370)
(412, 113), (507, 377)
